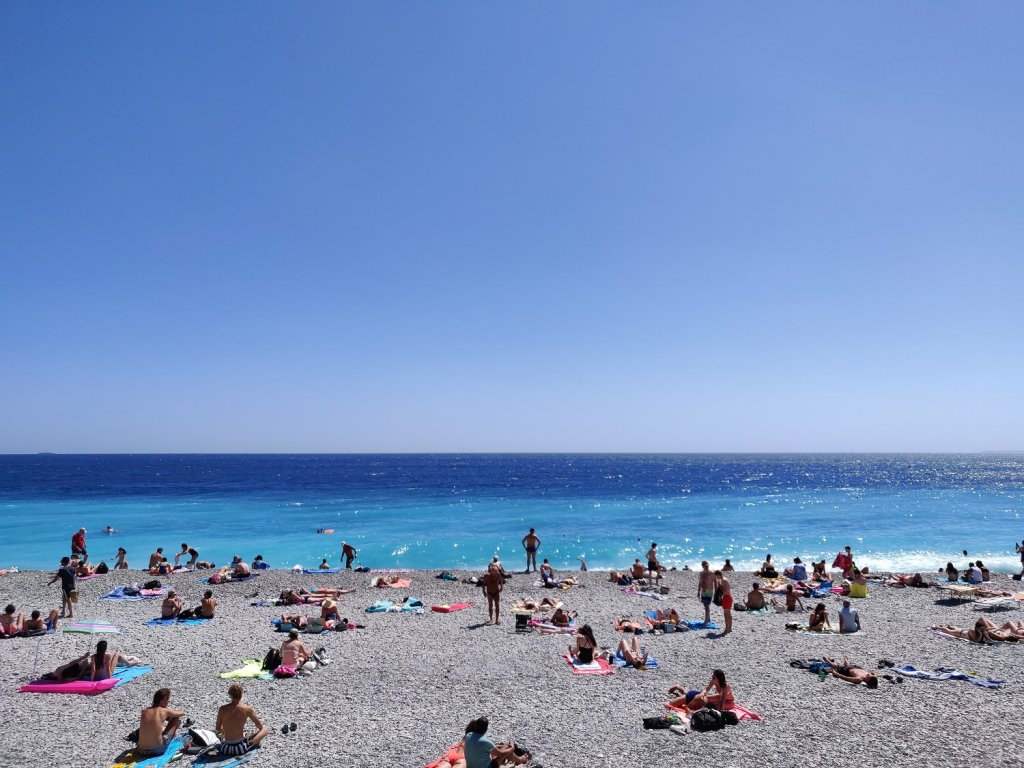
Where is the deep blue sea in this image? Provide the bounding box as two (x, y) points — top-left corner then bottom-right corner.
(1, 454), (1022, 573)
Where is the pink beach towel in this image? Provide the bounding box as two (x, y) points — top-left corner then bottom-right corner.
(386, 579), (412, 589)
(562, 654), (615, 676)
(19, 678), (118, 695)
(431, 603), (472, 613)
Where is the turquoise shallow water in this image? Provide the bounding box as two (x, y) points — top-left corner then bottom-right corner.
(1, 454), (1022, 572)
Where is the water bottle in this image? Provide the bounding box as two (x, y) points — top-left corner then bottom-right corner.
(818, 667), (827, 681)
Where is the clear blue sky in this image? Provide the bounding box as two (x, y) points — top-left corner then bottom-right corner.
(2, 3), (1022, 452)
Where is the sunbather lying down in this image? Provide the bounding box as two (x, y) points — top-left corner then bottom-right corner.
(602, 637), (649, 668)
(279, 589), (347, 605)
(512, 597), (560, 613)
(883, 573), (927, 587)
(615, 618), (645, 633)
(822, 656), (878, 688)
(371, 575), (404, 588)
(932, 618), (1024, 643)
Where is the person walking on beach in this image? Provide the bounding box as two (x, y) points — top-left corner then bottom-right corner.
(522, 529), (541, 573)
(216, 683), (269, 757)
(482, 566), (504, 625)
(137, 688), (186, 758)
(646, 543), (661, 583)
(698, 561), (715, 625)
(341, 541), (357, 569)
(71, 527), (88, 562)
(48, 556), (77, 619)
(716, 570), (733, 635)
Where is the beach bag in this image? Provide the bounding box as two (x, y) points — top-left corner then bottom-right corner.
(690, 708), (724, 732)
(721, 710), (739, 726)
(712, 586), (723, 607)
(188, 728), (220, 749)
(273, 665), (297, 677)
(144, 579), (161, 589)
(96, 561), (109, 574)
(262, 648), (282, 671)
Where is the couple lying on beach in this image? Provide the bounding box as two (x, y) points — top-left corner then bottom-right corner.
(1, 604), (59, 636)
(41, 640), (137, 682)
(132, 684), (268, 759)
(616, 607), (681, 633)
(162, 590), (216, 620)
(932, 617), (1024, 643)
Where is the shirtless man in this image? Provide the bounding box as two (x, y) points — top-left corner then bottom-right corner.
(280, 628), (309, 668)
(148, 548), (164, 570)
(199, 590), (217, 618)
(161, 590), (183, 619)
(697, 561), (715, 625)
(137, 688), (185, 757)
(745, 582), (766, 610)
(646, 543), (661, 583)
(630, 559), (646, 581)
(215, 683), (269, 757)
(24, 609), (60, 634)
(822, 656), (878, 688)
(232, 558), (251, 578)
(482, 567), (504, 625)
(716, 570), (733, 635)
(341, 541), (358, 569)
(522, 528), (541, 573)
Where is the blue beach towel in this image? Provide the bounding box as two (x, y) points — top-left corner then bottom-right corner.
(613, 651), (659, 669)
(366, 600), (392, 613)
(895, 665), (1005, 689)
(682, 619), (721, 630)
(401, 598), (424, 611)
(113, 665), (154, 686)
(102, 586), (161, 602)
(145, 617), (213, 626)
(302, 568), (343, 574)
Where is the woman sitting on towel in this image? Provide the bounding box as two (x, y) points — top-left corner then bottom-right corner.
(568, 624), (598, 665)
(1, 604), (25, 636)
(669, 669), (734, 711)
(807, 603), (832, 632)
(320, 599), (339, 624)
(757, 555), (778, 579)
(90, 639), (118, 681)
(812, 560), (827, 581)
(161, 591), (184, 619)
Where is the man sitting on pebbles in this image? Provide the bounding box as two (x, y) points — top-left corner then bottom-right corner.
(215, 683), (269, 757)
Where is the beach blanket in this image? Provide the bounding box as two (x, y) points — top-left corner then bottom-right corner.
(973, 597), (1020, 611)
(624, 588), (667, 601)
(202, 573), (258, 585)
(102, 586), (165, 601)
(144, 617), (212, 626)
(666, 702), (763, 721)
(793, 627), (839, 635)
(746, 608), (771, 616)
(270, 619), (328, 634)
(894, 664), (1005, 689)
(218, 659), (273, 680)
(681, 619), (720, 631)
(21, 665), (152, 695)
(111, 735), (186, 768)
(366, 600), (393, 613)
(562, 653), (615, 676)
(613, 651), (659, 669)
(431, 602), (473, 613)
(369, 569), (411, 573)
(383, 578), (412, 589)
(303, 568), (343, 574)
(400, 598), (424, 611)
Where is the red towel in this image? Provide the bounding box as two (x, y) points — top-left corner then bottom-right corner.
(562, 654), (614, 676)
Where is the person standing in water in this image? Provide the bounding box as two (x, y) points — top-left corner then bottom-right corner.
(522, 529), (541, 573)
(341, 541), (357, 570)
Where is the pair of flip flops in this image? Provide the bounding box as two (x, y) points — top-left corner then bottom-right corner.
(280, 722), (298, 735)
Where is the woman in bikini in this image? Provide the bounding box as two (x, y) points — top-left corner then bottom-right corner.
(90, 639), (118, 681)
(608, 636), (649, 669)
(615, 617), (645, 633)
(808, 603), (831, 631)
(1, 604), (25, 636)
(668, 669), (734, 711)
(114, 548), (129, 569)
(568, 624), (598, 665)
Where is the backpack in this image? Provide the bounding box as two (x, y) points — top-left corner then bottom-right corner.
(712, 586), (723, 607)
(144, 579), (161, 590)
(262, 648), (282, 671)
(690, 708), (724, 732)
(95, 562), (109, 574)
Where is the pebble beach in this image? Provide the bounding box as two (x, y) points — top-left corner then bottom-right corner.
(1, 566), (1023, 768)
